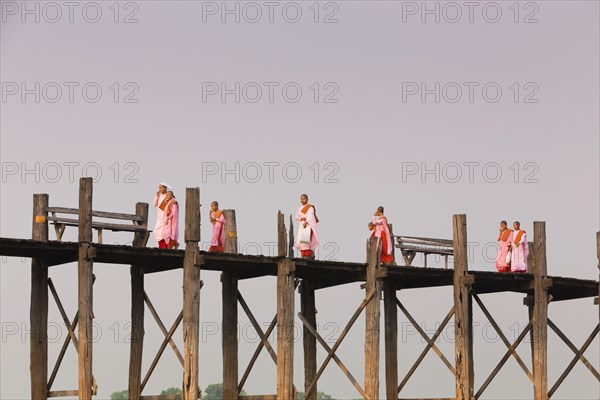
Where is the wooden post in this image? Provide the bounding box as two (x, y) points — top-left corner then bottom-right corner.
(276, 211), (295, 398)
(365, 237), (381, 400)
(129, 202), (149, 400)
(277, 258), (295, 400)
(30, 193), (49, 400)
(222, 209), (238, 400)
(278, 211), (287, 257)
(78, 178), (94, 400)
(452, 214), (474, 400)
(388, 223), (396, 265)
(383, 279), (398, 400)
(288, 215), (295, 259)
(183, 188), (201, 400)
(596, 232), (599, 325)
(301, 279), (317, 400)
(532, 222), (548, 400)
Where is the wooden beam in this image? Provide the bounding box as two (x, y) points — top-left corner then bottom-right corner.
(597, 231), (599, 328)
(129, 202), (149, 400)
(384, 280), (398, 400)
(223, 209), (239, 400)
(288, 215), (295, 259)
(301, 279), (317, 400)
(365, 237), (381, 400)
(532, 222), (548, 400)
(276, 259), (295, 400)
(278, 211), (287, 257)
(182, 188), (201, 400)
(77, 178), (94, 400)
(452, 214), (474, 400)
(30, 193), (48, 400)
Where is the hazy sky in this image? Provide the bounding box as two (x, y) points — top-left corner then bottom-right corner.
(1, 1), (599, 399)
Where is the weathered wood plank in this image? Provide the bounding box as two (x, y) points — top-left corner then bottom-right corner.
(301, 279), (317, 400)
(183, 188), (201, 400)
(77, 178), (94, 400)
(452, 214), (474, 400)
(532, 221), (548, 400)
(47, 206), (145, 221)
(276, 259), (295, 400)
(384, 280), (398, 400)
(223, 209), (239, 400)
(365, 237), (381, 400)
(48, 216), (148, 232)
(30, 193), (48, 400)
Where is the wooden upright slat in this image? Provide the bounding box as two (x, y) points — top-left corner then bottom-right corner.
(183, 188), (201, 400)
(301, 279), (317, 400)
(452, 214), (474, 400)
(365, 237), (381, 400)
(30, 193), (49, 400)
(278, 211), (287, 257)
(223, 209), (239, 400)
(277, 259), (295, 399)
(129, 202), (149, 400)
(596, 232), (599, 325)
(532, 222), (548, 400)
(78, 178), (94, 400)
(384, 279), (398, 400)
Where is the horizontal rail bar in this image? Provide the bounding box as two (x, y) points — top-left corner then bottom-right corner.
(47, 207), (144, 222)
(47, 216), (147, 232)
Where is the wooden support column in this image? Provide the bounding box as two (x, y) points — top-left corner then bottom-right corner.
(129, 202), (149, 400)
(365, 236), (381, 400)
(222, 209), (239, 400)
(300, 279), (317, 400)
(277, 258), (295, 400)
(383, 279), (398, 400)
(452, 214), (474, 400)
(78, 177), (94, 400)
(30, 193), (49, 400)
(183, 188), (201, 400)
(532, 222), (548, 400)
(596, 232), (599, 326)
(278, 211), (287, 257)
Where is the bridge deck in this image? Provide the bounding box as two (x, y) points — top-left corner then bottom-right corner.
(0, 237), (597, 301)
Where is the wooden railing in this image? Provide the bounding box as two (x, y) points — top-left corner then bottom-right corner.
(393, 235), (453, 268)
(47, 206), (149, 244)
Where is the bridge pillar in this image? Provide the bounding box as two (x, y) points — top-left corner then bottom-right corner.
(277, 258), (295, 400)
(365, 236), (381, 400)
(182, 188), (201, 400)
(77, 177), (94, 400)
(128, 202), (149, 399)
(30, 193), (49, 400)
(452, 214), (474, 400)
(532, 222), (549, 400)
(222, 209), (239, 400)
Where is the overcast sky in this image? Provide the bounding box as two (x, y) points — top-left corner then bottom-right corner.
(1, 1), (599, 399)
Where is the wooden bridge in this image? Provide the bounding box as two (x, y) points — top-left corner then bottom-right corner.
(0, 177), (598, 400)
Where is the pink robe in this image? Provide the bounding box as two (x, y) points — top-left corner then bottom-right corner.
(511, 230), (529, 272)
(153, 192), (167, 242)
(161, 200), (179, 247)
(495, 229), (514, 272)
(372, 216), (393, 258)
(296, 204), (319, 254)
(210, 211), (225, 248)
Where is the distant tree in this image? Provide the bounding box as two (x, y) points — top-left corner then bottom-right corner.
(161, 387), (183, 395)
(110, 390), (128, 400)
(202, 383), (246, 400)
(296, 391), (335, 400)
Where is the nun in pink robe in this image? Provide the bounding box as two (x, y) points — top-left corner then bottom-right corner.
(296, 200), (319, 259)
(510, 228), (529, 273)
(161, 192), (179, 249)
(495, 227), (513, 273)
(209, 207), (226, 252)
(371, 210), (394, 264)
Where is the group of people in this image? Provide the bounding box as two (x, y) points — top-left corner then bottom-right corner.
(151, 182), (528, 272)
(150, 185), (391, 263)
(495, 220), (529, 273)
